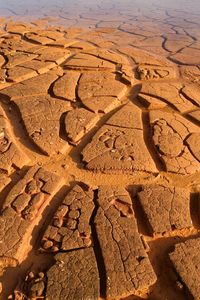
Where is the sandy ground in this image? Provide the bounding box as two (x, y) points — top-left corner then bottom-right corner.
(0, 1), (200, 300)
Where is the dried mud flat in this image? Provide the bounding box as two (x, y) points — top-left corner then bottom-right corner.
(0, 2), (200, 300)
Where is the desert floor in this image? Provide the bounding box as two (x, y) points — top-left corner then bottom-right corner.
(0, 0), (200, 299)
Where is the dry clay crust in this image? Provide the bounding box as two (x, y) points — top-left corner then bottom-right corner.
(170, 238), (200, 300)
(0, 167), (64, 272)
(0, 31), (199, 175)
(11, 182), (197, 300)
(138, 185), (192, 234)
(82, 103), (158, 174)
(44, 185), (157, 300)
(0, 20), (200, 300)
(41, 184), (94, 252)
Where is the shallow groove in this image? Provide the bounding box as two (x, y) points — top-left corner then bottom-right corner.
(190, 192), (200, 229)
(142, 111), (165, 172)
(90, 189), (107, 297)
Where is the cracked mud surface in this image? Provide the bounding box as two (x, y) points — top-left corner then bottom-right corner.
(0, 1), (200, 299)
